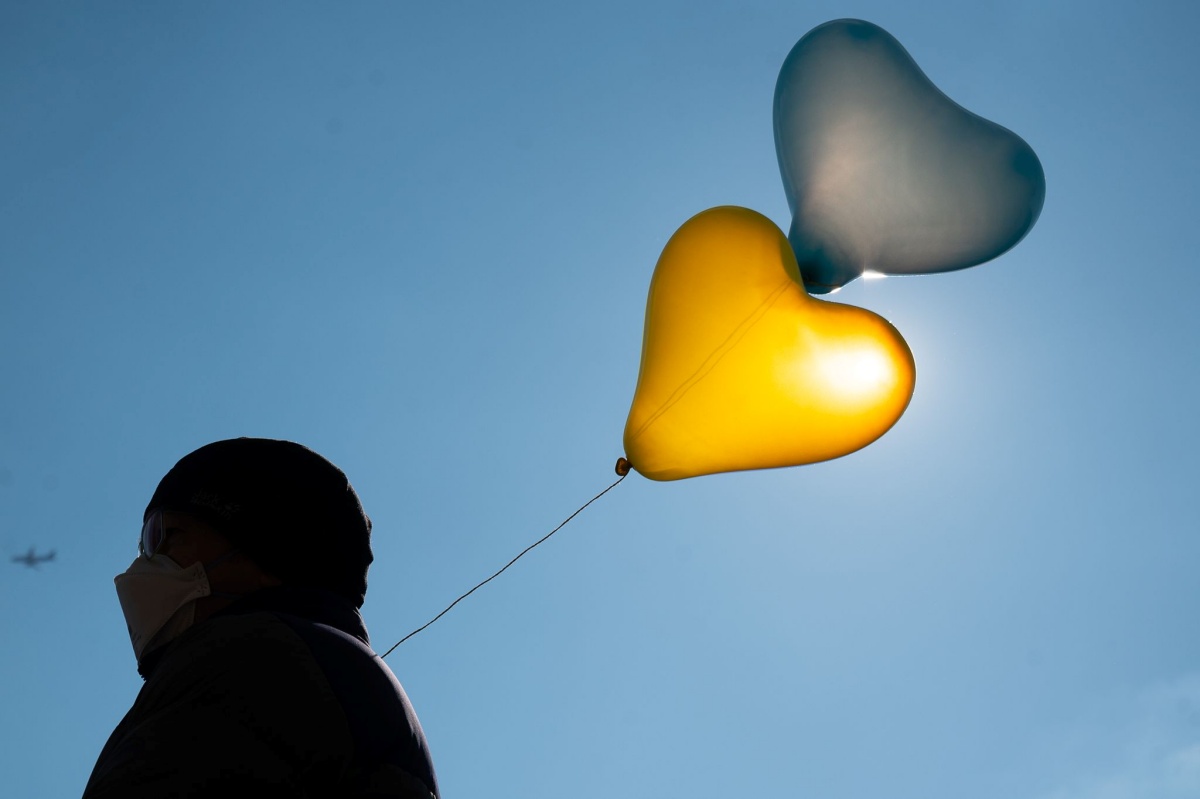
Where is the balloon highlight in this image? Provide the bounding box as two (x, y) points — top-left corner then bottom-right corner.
(622, 207), (916, 481)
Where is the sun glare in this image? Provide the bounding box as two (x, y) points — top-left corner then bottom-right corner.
(818, 345), (896, 400)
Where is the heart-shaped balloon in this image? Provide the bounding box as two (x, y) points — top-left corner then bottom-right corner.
(623, 206), (916, 481)
(774, 19), (1046, 293)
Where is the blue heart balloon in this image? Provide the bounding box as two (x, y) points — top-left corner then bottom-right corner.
(774, 19), (1046, 293)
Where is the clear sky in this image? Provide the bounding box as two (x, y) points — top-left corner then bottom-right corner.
(2, 2), (1198, 797)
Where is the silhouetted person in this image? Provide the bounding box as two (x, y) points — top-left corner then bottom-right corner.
(84, 438), (438, 798)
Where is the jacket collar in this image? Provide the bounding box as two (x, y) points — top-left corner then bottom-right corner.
(213, 585), (370, 644)
(138, 585), (370, 680)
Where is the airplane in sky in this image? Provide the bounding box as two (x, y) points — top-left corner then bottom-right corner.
(11, 547), (56, 568)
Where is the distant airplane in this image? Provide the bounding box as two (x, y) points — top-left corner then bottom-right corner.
(12, 547), (56, 568)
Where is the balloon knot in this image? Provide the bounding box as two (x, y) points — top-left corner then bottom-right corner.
(614, 457), (632, 477)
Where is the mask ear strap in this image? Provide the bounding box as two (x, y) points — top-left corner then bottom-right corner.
(201, 549), (265, 601)
(202, 548), (241, 572)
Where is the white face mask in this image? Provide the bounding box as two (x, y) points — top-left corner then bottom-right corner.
(114, 552), (234, 662)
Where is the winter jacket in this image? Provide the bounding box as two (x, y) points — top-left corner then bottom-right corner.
(83, 586), (438, 798)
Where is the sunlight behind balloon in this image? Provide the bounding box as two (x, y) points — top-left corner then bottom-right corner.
(813, 344), (898, 407)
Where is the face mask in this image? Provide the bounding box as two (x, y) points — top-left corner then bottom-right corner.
(113, 551), (237, 662)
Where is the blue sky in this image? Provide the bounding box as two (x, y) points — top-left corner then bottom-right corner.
(2, 2), (1198, 797)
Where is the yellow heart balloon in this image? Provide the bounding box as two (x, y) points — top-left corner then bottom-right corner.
(622, 206), (916, 481)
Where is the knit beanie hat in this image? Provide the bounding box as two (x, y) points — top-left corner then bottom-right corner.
(144, 438), (373, 608)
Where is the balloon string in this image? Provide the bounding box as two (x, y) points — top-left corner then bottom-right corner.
(380, 472), (628, 658)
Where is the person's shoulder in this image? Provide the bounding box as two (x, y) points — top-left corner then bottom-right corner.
(271, 610), (373, 657)
(94, 612), (356, 796)
(267, 612), (398, 699)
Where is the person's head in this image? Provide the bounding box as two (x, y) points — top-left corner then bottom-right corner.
(115, 438), (374, 665)
(143, 437), (374, 607)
